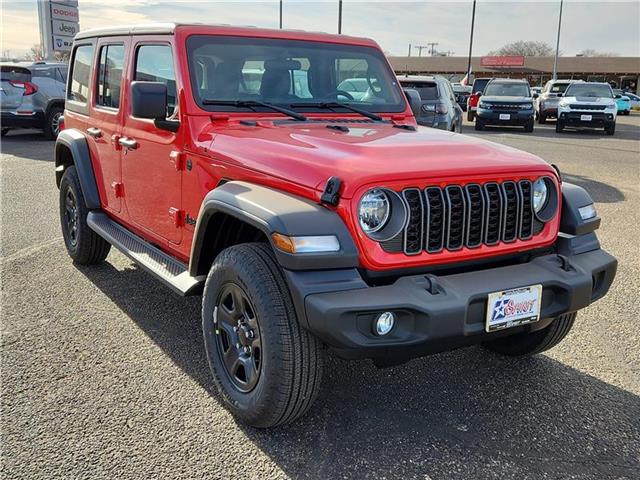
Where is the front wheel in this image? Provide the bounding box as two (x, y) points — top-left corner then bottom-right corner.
(482, 313), (576, 356)
(538, 111), (546, 124)
(59, 166), (111, 264)
(524, 120), (534, 132)
(202, 243), (323, 428)
(605, 123), (616, 135)
(556, 120), (564, 133)
(474, 119), (484, 131)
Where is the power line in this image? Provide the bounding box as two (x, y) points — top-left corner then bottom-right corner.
(414, 45), (429, 57)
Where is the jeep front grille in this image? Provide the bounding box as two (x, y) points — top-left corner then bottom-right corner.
(385, 180), (538, 255)
(569, 104), (606, 111)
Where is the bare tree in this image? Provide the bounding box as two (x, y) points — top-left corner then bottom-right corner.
(488, 41), (557, 57)
(577, 49), (619, 57)
(25, 44), (45, 61)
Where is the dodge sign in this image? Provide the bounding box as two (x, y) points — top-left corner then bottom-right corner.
(37, 0), (80, 56)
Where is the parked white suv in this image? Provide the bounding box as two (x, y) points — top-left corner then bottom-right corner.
(556, 82), (617, 135)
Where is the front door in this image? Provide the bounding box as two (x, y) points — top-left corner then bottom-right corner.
(120, 40), (182, 244)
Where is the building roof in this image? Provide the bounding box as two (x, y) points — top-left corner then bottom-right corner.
(389, 56), (640, 75)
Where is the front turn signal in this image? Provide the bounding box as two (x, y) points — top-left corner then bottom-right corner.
(271, 233), (340, 254)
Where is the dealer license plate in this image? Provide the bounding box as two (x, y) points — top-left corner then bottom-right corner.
(499, 113), (510, 120)
(580, 114), (592, 121)
(485, 285), (542, 332)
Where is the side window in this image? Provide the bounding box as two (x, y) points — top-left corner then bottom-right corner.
(69, 44), (95, 103)
(135, 45), (176, 117)
(31, 68), (55, 79)
(96, 44), (124, 109)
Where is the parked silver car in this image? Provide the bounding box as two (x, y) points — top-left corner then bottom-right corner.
(398, 75), (463, 132)
(1, 61), (67, 139)
(535, 79), (576, 124)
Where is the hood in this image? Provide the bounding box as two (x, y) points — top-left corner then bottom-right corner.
(198, 119), (555, 199)
(481, 96), (532, 103)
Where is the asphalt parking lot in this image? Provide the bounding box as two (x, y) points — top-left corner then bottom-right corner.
(2, 115), (639, 480)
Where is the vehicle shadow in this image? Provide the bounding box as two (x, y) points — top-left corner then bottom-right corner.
(464, 121), (640, 142)
(1, 131), (53, 162)
(78, 261), (640, 480)
(562, 173), (625, 203)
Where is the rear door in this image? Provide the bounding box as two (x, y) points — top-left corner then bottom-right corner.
(120, 39), (182, 244)
(86, 37), (129, 214)
(0, 66), (31, 111)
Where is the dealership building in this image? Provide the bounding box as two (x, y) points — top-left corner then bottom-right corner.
(388, 56), (640, 92)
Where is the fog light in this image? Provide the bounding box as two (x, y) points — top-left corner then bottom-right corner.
(374, 312), (395, 336)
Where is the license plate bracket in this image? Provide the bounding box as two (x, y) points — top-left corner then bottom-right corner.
(485, 285), (542, 332)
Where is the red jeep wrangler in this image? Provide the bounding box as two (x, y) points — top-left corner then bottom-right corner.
(55, 24), (616, 428)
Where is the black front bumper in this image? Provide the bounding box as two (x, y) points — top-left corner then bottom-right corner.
(477, 109), (534, 126)
(286, 247), (616, 361)
(560, 111), (614, 129)
(1, 111), (44, 129)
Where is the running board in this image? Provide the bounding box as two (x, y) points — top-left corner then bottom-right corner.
(87, 212), (203, 296)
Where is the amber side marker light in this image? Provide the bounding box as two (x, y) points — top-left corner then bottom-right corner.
(271, 233), (340, 254)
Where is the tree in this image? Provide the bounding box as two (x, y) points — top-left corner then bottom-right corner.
(577, 49), (619, 57)
(488, 41), (557, 57)
(25, 44), (45, 61)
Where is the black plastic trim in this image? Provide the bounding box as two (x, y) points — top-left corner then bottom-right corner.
(560, 183), (601, 235)
(55, 129), (101, 209)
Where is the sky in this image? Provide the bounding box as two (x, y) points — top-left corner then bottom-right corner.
(1, 0), (639, 58)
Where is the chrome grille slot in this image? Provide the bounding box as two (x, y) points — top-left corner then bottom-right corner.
(402, 188), (424, 255)
(501, 181), (520, 242)
(444, 185), (465, 250)
(465, 184), (485, 248)
(424, 187), (446, 253)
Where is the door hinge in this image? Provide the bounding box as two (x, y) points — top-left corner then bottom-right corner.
(111, 182), (124, 198)
(169, 151), (185, 171)
(169, 207), (185, 227)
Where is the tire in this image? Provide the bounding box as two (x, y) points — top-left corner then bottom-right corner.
(59, 166), (111, 264)
(474, 119), (484, 131)
(1, 128), (10, 137)
(605, 123), (616, 136)
(44, 105), (64, 140)
(202, 243), (323, 428)
(538, 111), (546, 124)
(555, 120), (564, 133)
(524, 120), (534, 132)
(482, 312), (577, 356)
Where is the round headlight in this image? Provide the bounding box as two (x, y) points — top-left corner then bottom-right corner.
(533, 177), (548, 213)
(359, 189), (390, 233)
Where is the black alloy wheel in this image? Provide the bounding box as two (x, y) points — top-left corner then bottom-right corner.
(214, 282), (262, 392)
(63, 187), (79, 248)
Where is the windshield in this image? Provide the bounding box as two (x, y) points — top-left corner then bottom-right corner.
(550, 82), (571, 93)
(472, 79), (490, 93)
(187, 35), (406, 113)
(484, 82), (530, 97)
(565, 83), (613, 98)
(399, 81), (439, 100)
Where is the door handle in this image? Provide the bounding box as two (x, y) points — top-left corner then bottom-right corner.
(86, 127), (102, 138)
(118, 137), (138, 150)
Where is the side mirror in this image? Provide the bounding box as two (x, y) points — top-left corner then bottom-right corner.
(556, 93), (563, 97)
(131, 81), (179, 132)
(533, 93), (539, 99)
(403, 88), (422, 117)
(614, 94), (621, 99)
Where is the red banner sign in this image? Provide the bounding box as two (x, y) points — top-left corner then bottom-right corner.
(480, 56), (525, 67)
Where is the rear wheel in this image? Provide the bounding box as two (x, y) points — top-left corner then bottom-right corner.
(44, 105), (64, 140)
(202, 243), (323, 428)
(482, 313), (576, 356)
(59, 166), (111, 264)
(538, 111), (546, 124)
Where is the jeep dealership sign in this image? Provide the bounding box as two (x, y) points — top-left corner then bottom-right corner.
(37, 0), (79, 58)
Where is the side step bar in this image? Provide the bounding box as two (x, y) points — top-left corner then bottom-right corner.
(87, 212), (204, 296)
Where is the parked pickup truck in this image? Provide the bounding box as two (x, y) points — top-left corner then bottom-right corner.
(56, 23), (617, 428)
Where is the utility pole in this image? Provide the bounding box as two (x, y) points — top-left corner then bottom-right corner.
(279, 0), (283, 29)
(338, 0), (343, 34)
(465, 0), (477, 84)
(426, 42), (439, 56)
(414, 45), (428, 57)
(552, 0), (564, 80)
(408, 43), (412, 57)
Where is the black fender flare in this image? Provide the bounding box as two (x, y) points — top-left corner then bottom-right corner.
(189, 181), (359, 274)
(560, 182), (601, 236)
(55, 129), (101, 209)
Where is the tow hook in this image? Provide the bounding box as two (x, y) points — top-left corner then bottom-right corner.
(556, 254), (573, 272)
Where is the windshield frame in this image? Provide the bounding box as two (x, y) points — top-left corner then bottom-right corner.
(185, 34), (407, 115)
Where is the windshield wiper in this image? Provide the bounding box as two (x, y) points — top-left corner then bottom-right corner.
(289, 102), (383, 122)
(201, 99), (307, 121)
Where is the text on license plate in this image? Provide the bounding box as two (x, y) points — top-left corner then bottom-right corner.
(580, 114), (592, 121)
(485, 285), (542, 332)
(499, 113), (510, 120)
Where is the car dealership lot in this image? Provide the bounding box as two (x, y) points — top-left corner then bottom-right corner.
(1, 117), (639, 479)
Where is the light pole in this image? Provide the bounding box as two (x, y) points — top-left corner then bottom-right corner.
(465, 0), (477, 84)
(279, 0), (283, 29)
(338, 0), (343, 34)
(552, 0), (564, 80)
